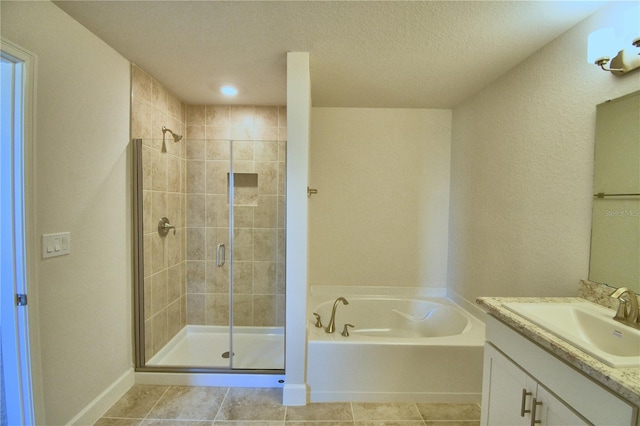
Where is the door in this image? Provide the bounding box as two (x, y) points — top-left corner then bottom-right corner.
(534, 386), (586, 426)
(482, 344), (587, 426)
(482, 343), (534, 426)
(1, 39), (36, 426)
(228, 138), (286, 371)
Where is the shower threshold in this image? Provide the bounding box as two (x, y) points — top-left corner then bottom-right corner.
(147, 325), (284, 369)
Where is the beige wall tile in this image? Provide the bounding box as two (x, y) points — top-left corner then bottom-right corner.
(206, 139), (230, 161)
(151, 310), (168, 354)
(186, 228), (205, 260)
(206, 106), (229, 127)
(166, 228), (182, 267)
(254, 229), (277, 261)
(187, 125), (205, 140)
(232, 261), (253, 294)
(151, 233), (165, 274)
(277, 106), (287, 127)
(206, 126), (230, 140)
(255, 195), (277, 228)
(254, 261), (276, 294)
(144, 320), (154, 362)
(187, 194), (205, 227)
(187, 105), (206, 125)
(151, 270), (168, 316)
(187, 294), (205, 325)
(131, 65), (153, 103)
(186, 160), (205, 193)
(167, 300), (182, 339)
(205, 194), (229, 227)
(187, 260), (206, 294)
(232, 294), (253, 326)
(186, 139), (205, 159)
(206, 261), (229, 294)
(253, 295), (276, 326)
(255, 140), (279, 161)
(167, 155), (181, 192)
(230, 106), (254, 126)
(206, 294), (229, 326)
(132, 99), (153, 139)
(233, 228), (254, 261)
(256, 162), (278, 194)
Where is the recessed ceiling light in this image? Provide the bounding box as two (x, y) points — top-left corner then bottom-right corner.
(221, 85), (238, 97)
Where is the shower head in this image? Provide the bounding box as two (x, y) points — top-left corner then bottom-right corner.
(162, 126), (183, 142)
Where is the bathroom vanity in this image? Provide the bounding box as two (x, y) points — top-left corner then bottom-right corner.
(477, 297), (640, 426)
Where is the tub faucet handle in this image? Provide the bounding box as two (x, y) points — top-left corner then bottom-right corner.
(341, 324), (354, 337)
(313, 313), (323, 328)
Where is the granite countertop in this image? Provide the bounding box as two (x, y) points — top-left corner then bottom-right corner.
(476, 296), (640, 407)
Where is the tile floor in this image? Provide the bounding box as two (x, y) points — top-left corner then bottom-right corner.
(95, 385), (481, 426)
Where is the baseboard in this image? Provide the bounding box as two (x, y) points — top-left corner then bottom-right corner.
(309, 391), (481, 404)
(135, 371), (285, 388)
(283, 383), (308, 406)
(66, 367), (134, 425)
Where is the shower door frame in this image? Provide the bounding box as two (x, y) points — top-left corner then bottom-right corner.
(132, 138), (284, 375)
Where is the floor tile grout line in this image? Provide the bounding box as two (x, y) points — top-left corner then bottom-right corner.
(141, 384), (173, 421)
(213, 386), (231, 422)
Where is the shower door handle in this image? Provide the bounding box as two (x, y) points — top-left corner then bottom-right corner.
(216, 243), (225, 267)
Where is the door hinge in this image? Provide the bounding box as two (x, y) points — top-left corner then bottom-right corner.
(16, 294), (27, 306)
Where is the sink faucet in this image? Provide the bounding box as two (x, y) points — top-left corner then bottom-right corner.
(325, 297), (349, 333)
(610, 287), (639, 328)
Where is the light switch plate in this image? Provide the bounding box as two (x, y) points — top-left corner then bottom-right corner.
(42, 232), (71, 258)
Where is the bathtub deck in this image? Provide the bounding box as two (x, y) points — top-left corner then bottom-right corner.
(147, 325), (284, 369)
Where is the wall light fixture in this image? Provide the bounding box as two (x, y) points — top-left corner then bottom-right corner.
(589, 31), (640, 75)
(588, 6), (640, 76)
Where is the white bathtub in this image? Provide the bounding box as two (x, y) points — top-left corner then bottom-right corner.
(307, 286), (485, 403)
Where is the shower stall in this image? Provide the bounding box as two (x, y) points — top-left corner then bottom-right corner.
(132, 123), (286, 374)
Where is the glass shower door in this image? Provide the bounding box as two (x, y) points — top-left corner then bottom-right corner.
(228, 138), (285, 370)
(134, 136), (284, 372)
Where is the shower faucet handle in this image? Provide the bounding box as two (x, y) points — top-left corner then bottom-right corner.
(158, 217), (176, 236)
(341, 324), (354, 337)
(313, 313), (323, 328)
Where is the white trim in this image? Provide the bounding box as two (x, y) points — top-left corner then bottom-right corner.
(285, 51), (311, 407)
(135, 372), (285, 388)
(309, 390), (481, 403)
(66, 368), (135, 426)
(283, 384), (308, 406)
(0, 37), (40, 426)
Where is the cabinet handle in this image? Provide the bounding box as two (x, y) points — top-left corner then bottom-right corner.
(530, 397), (543, 426)
(520, 389), (532, 417)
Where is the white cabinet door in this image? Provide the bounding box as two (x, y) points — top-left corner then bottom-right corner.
(482, 344), (536, 426)
(482, 344), (588, 426)
(534, 386), (587, 426)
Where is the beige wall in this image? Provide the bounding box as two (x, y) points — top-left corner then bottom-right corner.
(1, 2), (132, 424)
(131, 64), (188, 362)
(309, 108), (452, 288)
(448, 2), (640, 305)
(184, 105), (287, 327)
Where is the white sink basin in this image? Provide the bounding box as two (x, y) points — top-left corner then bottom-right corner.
(503, 302), (640, 368)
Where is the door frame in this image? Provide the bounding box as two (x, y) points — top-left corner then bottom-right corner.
(1, 37), (41, 425)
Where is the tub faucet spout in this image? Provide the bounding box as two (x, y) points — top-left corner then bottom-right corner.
(326, 297), (349, 333)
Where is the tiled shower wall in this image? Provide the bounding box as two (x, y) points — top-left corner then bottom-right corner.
(184, 105), (287, 327)
(131, 64), (187, 362)
(132, 63), (287, 363)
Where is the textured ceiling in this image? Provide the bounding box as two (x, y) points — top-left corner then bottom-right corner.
(54, 1), (606, 108)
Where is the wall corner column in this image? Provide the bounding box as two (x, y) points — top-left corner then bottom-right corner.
(284, 51), (311, 406)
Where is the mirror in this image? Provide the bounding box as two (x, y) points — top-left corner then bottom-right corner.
(589, 90), (640, 293)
